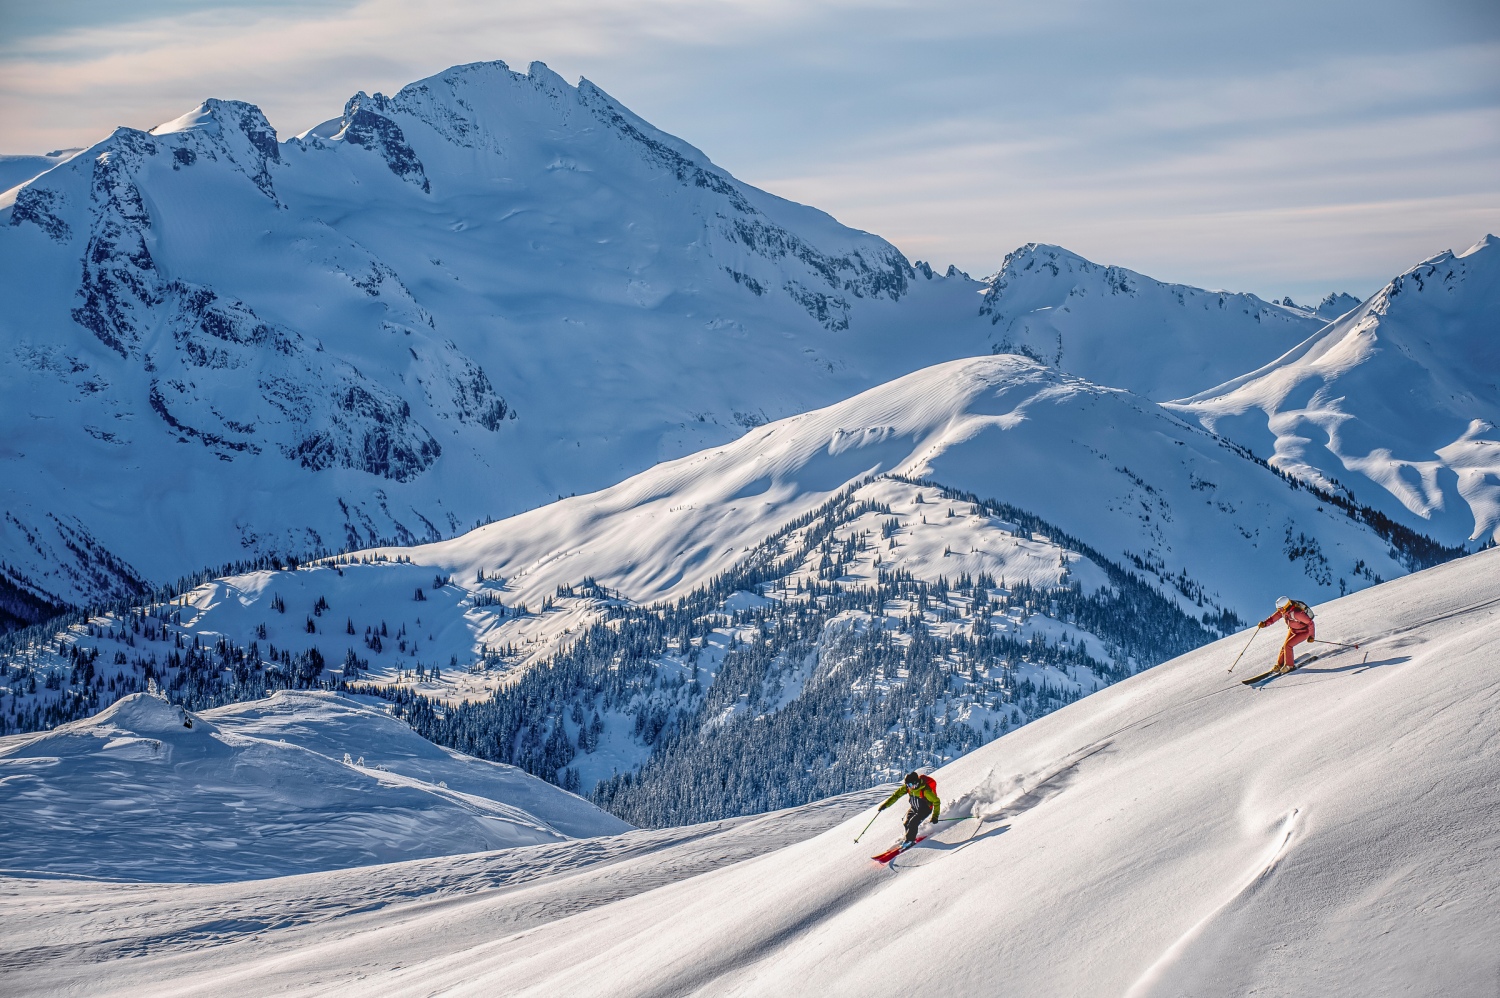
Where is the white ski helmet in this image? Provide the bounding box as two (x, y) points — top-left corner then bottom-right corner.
(1275, 595), (1291, 609)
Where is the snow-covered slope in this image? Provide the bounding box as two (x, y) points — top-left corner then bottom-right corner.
(4, 349), (1451, 818)
(978, 243), (1325, 401)
(0, 690), (627, 882)
(13, 353), (1406, 694)
(0, 150), (80, 193)
(5, 547), (1495, 997)
(1172, 235), (1500, 546)
(287, 353), (1411, 630)
(0, 61), (976, 614)
(0, 60), (1340, 619)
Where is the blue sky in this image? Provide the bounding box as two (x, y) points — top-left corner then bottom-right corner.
(1, 0), (1496, 301)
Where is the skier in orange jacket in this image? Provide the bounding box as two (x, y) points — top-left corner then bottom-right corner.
(1259, 596), (1315, 673)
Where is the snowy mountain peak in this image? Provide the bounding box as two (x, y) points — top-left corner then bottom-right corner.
(524, 59), (572, 94)
(332, 90), (431, 192)
(1274, 291), (1359, 320)
(0, 59), (968, 615)
(976, 243), (1325, 400)
(1316, 291), (1361, 319)
(986, 241), (1086, 276)
(150, 98), (279, 156)
(1460, 232), (1497, 257)
(142, 98), (284, 200)
(1172, 233), (1500, 544)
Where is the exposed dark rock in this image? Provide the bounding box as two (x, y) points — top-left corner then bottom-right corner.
(450, 361), (511, 431)
(148, 381), (259, 453)
(783, 281), (850, 332)
(339, 93), (430, 193)
(9, 186), (71, 241)
(70, 132), (162, 356)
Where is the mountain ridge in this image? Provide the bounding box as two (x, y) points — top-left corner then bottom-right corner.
(1171, 233), (1500, 546)
(0, 60), (1391, 625)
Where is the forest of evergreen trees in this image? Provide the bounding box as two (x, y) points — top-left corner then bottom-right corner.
(0, 602), (344, 735)
(366, 480), (1219, 826)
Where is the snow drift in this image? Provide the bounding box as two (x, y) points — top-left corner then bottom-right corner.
(0, 690), (627, 882)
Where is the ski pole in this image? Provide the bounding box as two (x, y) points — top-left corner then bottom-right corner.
(854, 811), (881, 843)
(1227, 626), (1260, 673)
(1311, 637), (1360, 650)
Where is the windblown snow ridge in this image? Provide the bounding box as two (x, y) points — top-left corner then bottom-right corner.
(0, 689), (628, 882)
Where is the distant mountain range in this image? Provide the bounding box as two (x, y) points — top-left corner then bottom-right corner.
(5, 59), (1442, 629)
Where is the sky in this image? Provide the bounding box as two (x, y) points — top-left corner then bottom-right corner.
(1, 0), (1497, 301)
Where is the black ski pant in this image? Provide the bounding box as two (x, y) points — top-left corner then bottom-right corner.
(904, 797), (932, 843)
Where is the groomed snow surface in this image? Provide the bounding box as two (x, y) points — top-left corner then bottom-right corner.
(4, 548), (1496, 996)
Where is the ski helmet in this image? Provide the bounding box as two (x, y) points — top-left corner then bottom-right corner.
(904, 771), (921, 788)
(1275, 596), (1291, 609)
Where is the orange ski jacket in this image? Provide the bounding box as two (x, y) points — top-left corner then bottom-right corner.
(1260, 602), (1315, 639)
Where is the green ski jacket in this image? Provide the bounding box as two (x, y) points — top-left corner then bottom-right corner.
(882, 778), (940, 821)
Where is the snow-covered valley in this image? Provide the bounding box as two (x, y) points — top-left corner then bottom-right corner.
(4, 546), (1496, 997)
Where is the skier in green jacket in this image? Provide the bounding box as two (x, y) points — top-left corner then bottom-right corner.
(880, 771), (941, 844)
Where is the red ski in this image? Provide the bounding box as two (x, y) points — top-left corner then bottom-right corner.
(872, 836), (926, 863)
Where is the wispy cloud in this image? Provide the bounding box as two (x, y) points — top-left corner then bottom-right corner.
(1, 0), (1496, 297)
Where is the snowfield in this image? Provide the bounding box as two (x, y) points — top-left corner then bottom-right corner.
(0, 690), (626, 882)
(3, 547), (1495, 997)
